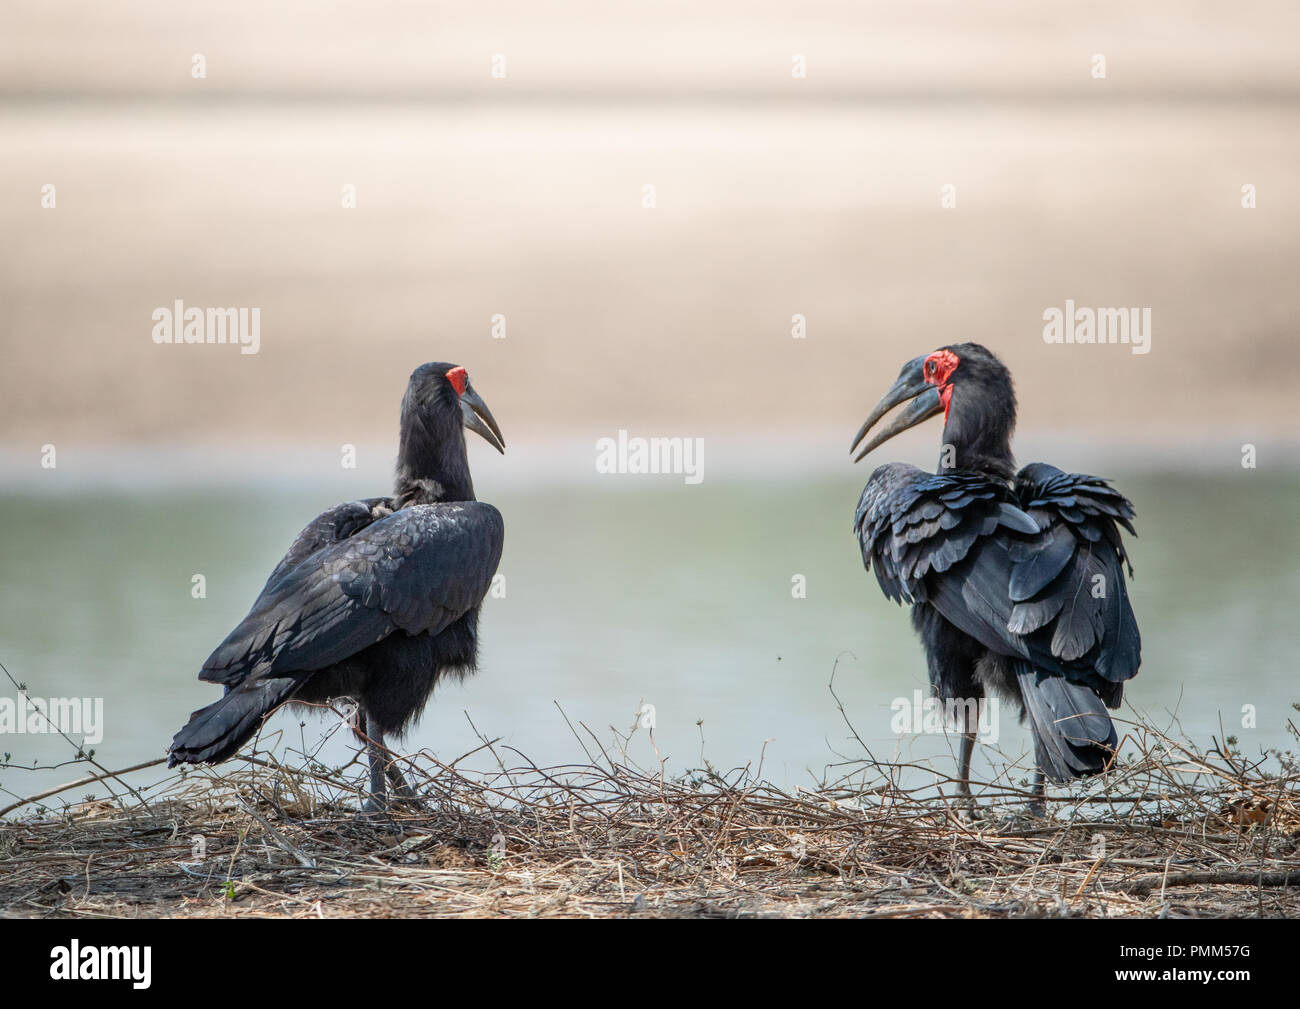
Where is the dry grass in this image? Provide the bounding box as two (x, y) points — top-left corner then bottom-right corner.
(2, 705), (1299, 919)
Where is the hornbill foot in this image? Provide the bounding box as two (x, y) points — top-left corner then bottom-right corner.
(357, 784), (407, 826)
(360, 713), (424, 813)
(359, 771), (392, 817)
(360, 753), (392, 818)
(354, 801), (406, 834)
(385, 761), (419, 800)
(359, 762), (424, 817)
(382, 765), (429, 813)
(951, 780), (981, 823)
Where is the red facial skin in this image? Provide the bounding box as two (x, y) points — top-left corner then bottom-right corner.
(445, 366), (468, 396)
(923, 349), (959, 420)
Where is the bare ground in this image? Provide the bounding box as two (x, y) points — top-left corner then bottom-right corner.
(2, 717), (1298, 919)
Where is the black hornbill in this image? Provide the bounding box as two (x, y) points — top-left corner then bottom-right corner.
(168, 362), (505, 810)
(850, 343), (1140, 811)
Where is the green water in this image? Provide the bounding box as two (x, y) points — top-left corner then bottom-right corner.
(2, 471), (1297, 813)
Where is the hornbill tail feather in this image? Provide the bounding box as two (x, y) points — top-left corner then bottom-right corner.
(167, 677), (299, 767)
(1015, 662), (1117, 783)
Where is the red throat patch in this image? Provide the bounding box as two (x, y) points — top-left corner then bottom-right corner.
(923, 349), (960, 421)
(445, 366), (468, 396)
(940, 383), (954, 419)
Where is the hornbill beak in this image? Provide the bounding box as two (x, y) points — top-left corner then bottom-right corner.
(850, 355), (944, 462)
(461, 383), (506, 454)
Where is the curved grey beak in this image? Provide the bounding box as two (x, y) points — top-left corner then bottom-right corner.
(850, 355), (943, 463)
(461, 383), (505, 454)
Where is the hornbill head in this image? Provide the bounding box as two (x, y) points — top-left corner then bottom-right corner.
(402, 362), (506, 455)
(850, 343), (1015, 466)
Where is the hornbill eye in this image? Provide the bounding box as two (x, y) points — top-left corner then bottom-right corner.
(926, 361), (935, 376)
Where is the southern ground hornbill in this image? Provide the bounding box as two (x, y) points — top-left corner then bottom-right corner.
(850, 343), (1140, 813)
(168, 362), (505, 810)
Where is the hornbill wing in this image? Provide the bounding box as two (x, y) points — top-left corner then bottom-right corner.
(854, 462), (1140, 695)
(198, 502), (504, 688)
(260, 497), (395, 591)
(198, 496), (393, 685)
(854, 463), (1037, 609)
(1011, 463), (1141, 686)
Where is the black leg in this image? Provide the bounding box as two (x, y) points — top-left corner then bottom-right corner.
(1028, 770), (1047, 818)
(955, 699), (978, 819)
(386, 761), (416, 800)
(361, 712), (423, 812)
(362, 711), (388, 814)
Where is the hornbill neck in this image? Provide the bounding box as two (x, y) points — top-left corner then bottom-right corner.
(941, 409), (1017, 483)
(394, 417), (476, 506)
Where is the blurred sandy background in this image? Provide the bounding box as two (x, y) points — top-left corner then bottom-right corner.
(3, 3), (1300, 798)
(2, 2), (1298, 461)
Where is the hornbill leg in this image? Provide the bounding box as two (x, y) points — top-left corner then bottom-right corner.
(954, 700), (978, 819)
(1028, 770), (1047, 818)
(362, 712), (389, 813)
(385, 758), (416, 800)
(361, 712), (421, 811)
(957, 733), (975, 797)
